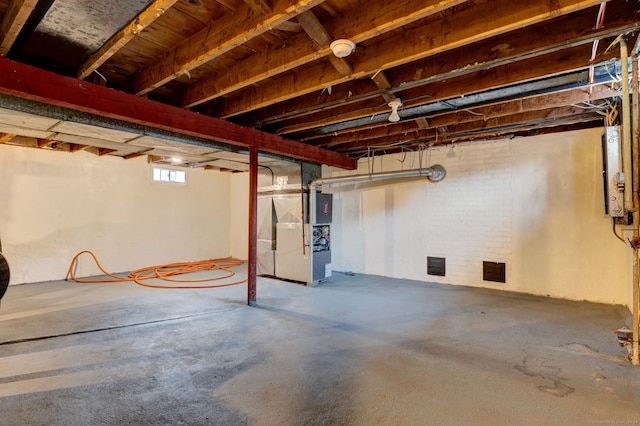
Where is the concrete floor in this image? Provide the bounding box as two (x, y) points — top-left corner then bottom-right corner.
(0, 269), (639, 425)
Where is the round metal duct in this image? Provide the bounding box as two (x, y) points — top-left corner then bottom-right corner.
(0, 252), (9, 301)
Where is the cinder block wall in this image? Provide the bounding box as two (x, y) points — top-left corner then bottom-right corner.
(325, 128), (630, 306)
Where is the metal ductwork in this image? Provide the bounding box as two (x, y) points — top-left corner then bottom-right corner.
(308, 165), (446, 223)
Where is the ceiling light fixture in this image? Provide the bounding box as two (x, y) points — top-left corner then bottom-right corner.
(330, 39), (356, 58)
(388, 99), (402, 122)
(447, 144), (456, 158)
(170, 157), (182, 164)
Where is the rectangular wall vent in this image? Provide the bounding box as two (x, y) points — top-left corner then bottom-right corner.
(427, 257), (446, 276)
(483, 261), (506, 283)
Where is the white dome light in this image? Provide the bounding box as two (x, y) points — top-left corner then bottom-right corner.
(330, 39), (356, 58)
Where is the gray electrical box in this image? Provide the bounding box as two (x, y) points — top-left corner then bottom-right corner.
(602, 126), (625, 218)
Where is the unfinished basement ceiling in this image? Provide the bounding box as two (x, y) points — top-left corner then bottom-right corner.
(0, 0), (639, 170)
(12, 0), (153, 72)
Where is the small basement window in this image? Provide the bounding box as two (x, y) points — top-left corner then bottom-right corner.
(152, 167), (186, 183)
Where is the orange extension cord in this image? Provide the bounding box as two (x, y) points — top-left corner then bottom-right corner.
(66, 250), (247, 289)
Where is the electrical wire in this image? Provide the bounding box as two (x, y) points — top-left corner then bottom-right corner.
(607, 99), (619, 126)
(66, 251), (247, 289)
(571, 101), (609, 110)
(613, 219), (626, 244)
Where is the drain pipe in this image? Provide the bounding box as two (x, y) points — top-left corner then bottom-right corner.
(308, 165), (446, 224)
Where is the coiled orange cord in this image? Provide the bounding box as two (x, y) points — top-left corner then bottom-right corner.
(66, 250), (247, 289)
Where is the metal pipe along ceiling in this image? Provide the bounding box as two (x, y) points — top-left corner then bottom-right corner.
(308, 165), (446, 224)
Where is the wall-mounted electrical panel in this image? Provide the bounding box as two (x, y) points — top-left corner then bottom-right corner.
(602, 126), (626, 219)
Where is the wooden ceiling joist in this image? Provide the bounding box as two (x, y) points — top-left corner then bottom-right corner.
(179, 0), (467, 108)
(130, 0), (325, 96)
(99, 148), (118, 156)
(339, 111), (603, 154)
(123, 151), (150, 160)
(278, 43), (618, 140)
(37, 138), (56, 148)
(347, 117), (605, 156)
(0, 0), (38, 56)
(69, 143), (88, 153)
(0, 56), (355, 170)
(0, 132), (15, 143)
(1, 0), (636, 161)
(316, 85), (617, 148)
(297, 10), (352, 76)
(216, 0), (610, 118)
(77, 0), (180, 80)
(253, 3), (637, 133)
(242, 0), (273, 14)
(370, 70), (397, 103)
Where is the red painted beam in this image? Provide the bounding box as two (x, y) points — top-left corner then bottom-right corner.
(0, 57), (356, 170)
(247, 146), (258, 306)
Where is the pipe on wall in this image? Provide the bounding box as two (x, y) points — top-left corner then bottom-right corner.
(632, 53), (639, 366)
(621, 39), (634, 214)
(308, 165), (446, 225)
(622, 38), (640, 365)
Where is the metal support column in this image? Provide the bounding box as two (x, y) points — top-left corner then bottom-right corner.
(248, 146), (258, 306)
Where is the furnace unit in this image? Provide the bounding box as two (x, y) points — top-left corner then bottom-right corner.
(274, 192), (333, 285)
(257, 161), (332, 286)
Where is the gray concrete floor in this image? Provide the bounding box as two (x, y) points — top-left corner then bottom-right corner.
(0, 269), (639, 425)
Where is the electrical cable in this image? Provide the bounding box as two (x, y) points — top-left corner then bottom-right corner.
(571, 102), (608, 110)
(607, 99), (619, 126)
(613, 219), (626, 244)
(66, 251), (247, 289)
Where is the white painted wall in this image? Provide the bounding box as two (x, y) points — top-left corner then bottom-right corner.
(325, 128), (630, 306)
(0, 144), (231, 284)
(230, 172), (248, 259)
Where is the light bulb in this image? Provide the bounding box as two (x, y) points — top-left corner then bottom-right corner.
(388, 99), (402, 122)
(447, 144), (456, 158)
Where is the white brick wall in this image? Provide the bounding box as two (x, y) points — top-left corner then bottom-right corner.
(326, 128), (629, 305)
(424, 141), (513, 287)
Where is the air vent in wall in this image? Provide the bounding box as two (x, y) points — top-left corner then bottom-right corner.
(427, 257), (446, 276)
(483, 261), (506, 283)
